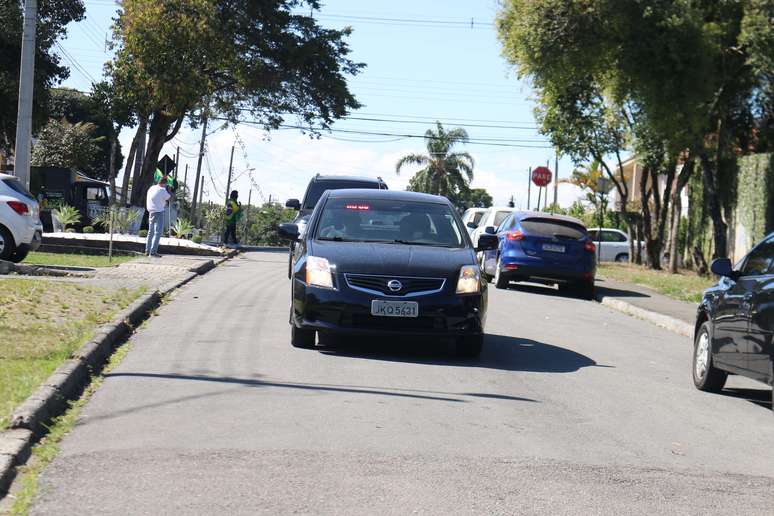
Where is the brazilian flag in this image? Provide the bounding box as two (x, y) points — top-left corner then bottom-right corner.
(154, 168), (178, 191)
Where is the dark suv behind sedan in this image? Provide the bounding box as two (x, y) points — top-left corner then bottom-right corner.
(693, 233), (774, 412)
(278, 189), (498, 357)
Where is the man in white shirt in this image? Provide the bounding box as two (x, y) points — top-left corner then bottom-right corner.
(145, 176), (171, 257)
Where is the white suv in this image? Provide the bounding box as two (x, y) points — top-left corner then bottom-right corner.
(0, 173), (42, 262)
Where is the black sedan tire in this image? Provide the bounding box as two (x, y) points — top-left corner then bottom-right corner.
(10, 245), (30, 263)
(291, 324), (316, 348)
(692, 321), (727, 392)
(456, 335), (483, 358)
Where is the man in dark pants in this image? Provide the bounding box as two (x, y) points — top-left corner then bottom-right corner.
(223, 190), (242, 245)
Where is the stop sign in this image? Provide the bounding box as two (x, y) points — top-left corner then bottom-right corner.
(532, 166), (552, 187)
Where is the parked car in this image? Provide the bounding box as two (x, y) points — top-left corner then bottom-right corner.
(482, 211), (597, 299)
(469, 206), (517, 248)
(284, 174), (388, 278)
(277, 189), (499, 357)
(692, 235), (774, 411)
(461, 207), (488, 236)
(587, 228), (632, 262)
(0, 173), (43, 262)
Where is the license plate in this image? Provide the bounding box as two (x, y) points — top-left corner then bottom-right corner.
(542, 243), (565, 253)
(371, 300), (419, 318)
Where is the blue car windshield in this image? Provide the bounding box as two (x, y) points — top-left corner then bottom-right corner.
(316, 198), (465, 248)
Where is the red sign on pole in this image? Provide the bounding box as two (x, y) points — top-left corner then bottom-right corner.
(531, 166), (552, 187)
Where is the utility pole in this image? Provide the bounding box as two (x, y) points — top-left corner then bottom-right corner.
(174, 146), (180, 178)
(553, 153), (559, 214)
(183, 164), (189, 189)
(527, 167), (532, 211)
(191, 109), (208, 224)
(12, 0), (38, 189)
(224, 145), (235, 206)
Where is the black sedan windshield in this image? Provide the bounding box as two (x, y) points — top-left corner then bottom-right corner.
(315, 198), (465, 248)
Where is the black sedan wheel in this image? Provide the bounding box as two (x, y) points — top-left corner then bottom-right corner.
(291, 324), (316, 349)
(456, 335), (483, 358)
(0, 226), (15, 261)
(692, 321), (727, 392)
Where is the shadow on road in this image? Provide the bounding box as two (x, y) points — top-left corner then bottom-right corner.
(103, 372), (538, 406)
(721, 388), (772, 411)
(321, 333), (607, 374)
(594, 285), (651, 299)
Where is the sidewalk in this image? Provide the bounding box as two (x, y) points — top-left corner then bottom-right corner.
(594, 276), (697, 338)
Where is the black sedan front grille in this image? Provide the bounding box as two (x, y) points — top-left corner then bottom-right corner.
(344, 274), (445, 296)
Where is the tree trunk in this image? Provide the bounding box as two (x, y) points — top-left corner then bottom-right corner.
(120, 119), (145, 206)
(130, 121), (147, 206)
(639, 166), (656, 267)
(131, 112), (183, 206)
(700, 152), (728, 259)
(634, 218), (643, 265)
(668, 159), (694, 273)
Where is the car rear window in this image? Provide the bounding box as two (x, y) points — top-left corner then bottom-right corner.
(302, 180), (382, 210)
(2, 178), (34, 200)
(520, 218), (587, 240)
(316, 198), (464, 248)
(472, 211), (485, 225)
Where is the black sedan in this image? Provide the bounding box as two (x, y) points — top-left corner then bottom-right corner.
(277, 189), (499, 357)
(693, 233), (774, 411)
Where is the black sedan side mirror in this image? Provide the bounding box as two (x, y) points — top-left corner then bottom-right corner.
(277, 223), (300, 241)
(476, 233), (498, 252)
(710, 258), (736, 278)
(285, 199), (301, 210)
(484, 226), (496, 235)
(466, 221), (478, 229)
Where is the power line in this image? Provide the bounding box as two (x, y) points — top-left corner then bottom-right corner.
(55, 43), (98, 84)
(315, 13), (494, 29)
(225, 119), (552, 149)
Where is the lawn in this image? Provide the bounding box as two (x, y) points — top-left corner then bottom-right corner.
(0, 279), (145, 429)
(597, 263), (716, 304)
(22, 251), (137, 268)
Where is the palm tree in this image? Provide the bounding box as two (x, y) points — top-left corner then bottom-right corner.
(396, 122), (474, 198)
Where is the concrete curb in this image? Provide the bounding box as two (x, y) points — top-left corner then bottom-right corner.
(595, 292), (694, 338)
(0, 252), (235, 496)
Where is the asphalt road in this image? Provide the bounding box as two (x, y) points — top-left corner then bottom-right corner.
(31, 251), (774, 515)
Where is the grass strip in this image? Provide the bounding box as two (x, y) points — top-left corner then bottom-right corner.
(598, 263), (715, 304)
(7, 342), (134, 515)
(22, 252), (136, 268)
(0, 280), (145, 429)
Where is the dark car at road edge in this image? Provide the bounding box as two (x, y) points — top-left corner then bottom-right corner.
(692, 234), (774, 413)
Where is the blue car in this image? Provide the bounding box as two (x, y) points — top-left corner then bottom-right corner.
(480, 212), (597, 298)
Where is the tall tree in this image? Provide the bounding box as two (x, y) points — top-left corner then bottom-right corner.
(0, 0), (85, 156)
(497, 0), (772, 263)
(108, 0), (363, 206)
(397, 122), (475, 199)
(31, 119), (103, 171)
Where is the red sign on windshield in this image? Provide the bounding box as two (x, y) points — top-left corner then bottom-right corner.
(345, 204), (370, 210)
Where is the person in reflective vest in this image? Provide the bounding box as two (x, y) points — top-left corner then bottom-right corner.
(224, 190), (242, 245)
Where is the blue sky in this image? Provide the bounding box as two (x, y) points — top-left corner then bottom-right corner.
(56, 0), (585, 207)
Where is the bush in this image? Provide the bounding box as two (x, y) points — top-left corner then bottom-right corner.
(82, 226), (94, 233)
(192, 235), (203, 244)
(138, 229), (148, 238)
(65, 228), (76, 233)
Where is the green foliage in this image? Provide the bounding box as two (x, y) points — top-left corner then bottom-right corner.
(82, 226), (94, 234)
(192, 235), (203, 244)
(0, 0), (86, 153)
(243, 204), (296, 246)
(737, 153), (774, 248)
(52, 205), (81, 230)
(31, 119), (104, 172)
(109, 0), (364, 205)
(45, 87), (125, 179)
(398, 122), (475, 202)
(138, 229), (148, 238)
(200, 204), (226, 240)
(92, 206), (141, 234)
(171, 218), (194, 239)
